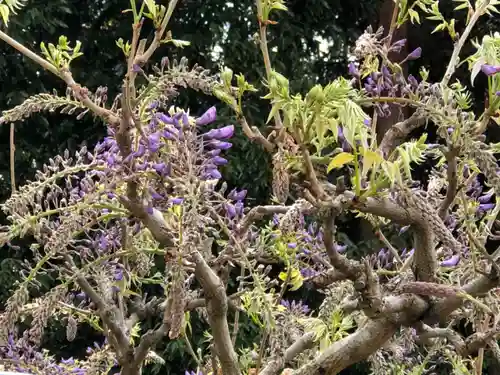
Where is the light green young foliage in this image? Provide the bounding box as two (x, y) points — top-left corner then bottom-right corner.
(40, 36), (83, 70)
(0, 0), (27, 26)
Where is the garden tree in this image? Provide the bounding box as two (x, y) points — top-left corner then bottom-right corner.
(0, 3), (380, 368)
(1, 2), (500, 375)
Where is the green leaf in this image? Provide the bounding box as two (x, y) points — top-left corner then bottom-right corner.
(169, 39), (191, 48)
(143, 0), (157, 18)
(454, 2), (469, 10)
(408, 8), (421, 24)
(267, 102), (282, 124)
(361, 149), (383, 177)
(0, 4), (9, 25)
(431, 22), (447, 33)
(327, 152), (355, 172)
(398, 148), (412, 179)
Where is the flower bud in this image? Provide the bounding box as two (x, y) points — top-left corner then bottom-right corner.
(348, 63), (360, 78)
(196, 106), (217, 126)
(406, 47), (422, 60)
(225, 203), (236, 218)
(221, 67), (234, 86)
(203, 125), (235, 140)
(235, 201), (244, 215)
(481, 64), (500, 76)
(169, 197), (184, 205)
(441, 254), (459, 267)
(212, 156), (228, 166)
(207, 140), (232, 150)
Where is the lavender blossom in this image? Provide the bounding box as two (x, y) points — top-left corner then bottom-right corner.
(348, 63), (360, 78)
(481, 64), (500, 76)
(203, 125), (235, 140)
(169, 197), (184, 205)
(477, 203), (496, 213)
(196, 106), (217, 126)
(406, 47), (422, 60)
(441, 254), (460, 267)
(206, 140), (233, 150)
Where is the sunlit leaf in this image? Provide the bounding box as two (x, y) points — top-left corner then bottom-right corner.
(327, 152), (354, 172)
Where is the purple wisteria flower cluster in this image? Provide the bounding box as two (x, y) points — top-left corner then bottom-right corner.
(0, 335), (86, 374)
(0, 101), (252, 373)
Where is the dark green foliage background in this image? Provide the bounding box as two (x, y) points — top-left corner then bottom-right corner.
(0, 0), (499, 374)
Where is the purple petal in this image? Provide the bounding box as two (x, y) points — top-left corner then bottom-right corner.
(212, 156), (228, 166)
(133, 143), (146, 158)
(478, 203), (496, 213)
(196, 106), (217, 126)
(235, 201), (244, 216)
(157, 113), (175, 125)
(203, 125), (235, 140)
(348, 63), (360, 78)
(169, 197), (184, 205)
(478, 191), (494, 204)
(225, 203), (236, 218)
(441, 254), (460, 267)
(481, 64), (500, 76)
(207, 168), (222, 179)
(207, 140), (232, 150)
(334, 243), (347, 253)
(207, 149), (222, 157)
(407, 47), (422, 60)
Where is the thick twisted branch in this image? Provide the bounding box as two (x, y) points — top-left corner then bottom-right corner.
(259, 332), (316, 375)
(192, 248), (241, 375)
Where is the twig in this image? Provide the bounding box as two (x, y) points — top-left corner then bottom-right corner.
(379, 114), (425, 157)
(438, 147), (459, 219)
(257, 267), (292, 373)
(231, 267), (246, 346)
(183, 333), (203, 369)
(134, 0), (179, 65)
(9, 123), (15, 192)
(298, 142), (326, 199)
(475, 314), (491, 375)
(323, 214), (362, 279)
(237, 112), (274, 151)
(131, 325), (168, 371)
(237, 205), (290, 237)
(255, 0), (284, 137)
(441, 2), (486, 88)
(63, 254), (131, 359)
(259, 332), (316, 375)
(468, 233), (500, 277)
(0, 29), (120, 126)
(384, 0), (402, 49)
(375, 228), (402, 264)
(414, 322), (466, 354)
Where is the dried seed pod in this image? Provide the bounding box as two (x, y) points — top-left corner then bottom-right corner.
(66, 316), (78, 342)
(272, 149), (290, 204)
